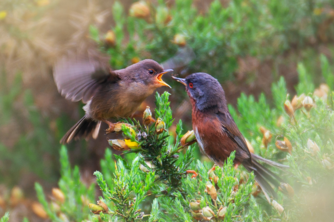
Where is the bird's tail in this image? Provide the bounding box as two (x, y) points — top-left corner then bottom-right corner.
(243, 154), (289, 202)
(60, 116), (101, 144)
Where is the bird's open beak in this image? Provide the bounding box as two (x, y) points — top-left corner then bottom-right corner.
(172, 76), (186, 86)
(156, 69), (173, 88)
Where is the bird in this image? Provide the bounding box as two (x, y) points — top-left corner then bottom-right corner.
(54, 55), (173, 144)
(173, 73), (289, 202)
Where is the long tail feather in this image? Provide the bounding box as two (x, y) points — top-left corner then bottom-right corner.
(252, 154), (289, 168)
(60, 116), (101, 144)
(243, 155), (289, 202)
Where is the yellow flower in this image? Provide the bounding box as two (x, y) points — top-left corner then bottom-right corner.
(0, 11), (7, 20)
(124, 139), (141, 149)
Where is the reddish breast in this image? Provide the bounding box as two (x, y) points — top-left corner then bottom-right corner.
(192, 109), (238, 166)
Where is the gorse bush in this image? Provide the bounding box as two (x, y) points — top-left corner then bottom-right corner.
(30, 54), (334, 221)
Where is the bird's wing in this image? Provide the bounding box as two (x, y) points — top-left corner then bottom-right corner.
(216, 112), (252, 158)
(53, 55), (120, 103)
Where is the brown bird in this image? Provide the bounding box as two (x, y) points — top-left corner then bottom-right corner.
(173, 73), (288, 202)
(54, 56), (173, 144)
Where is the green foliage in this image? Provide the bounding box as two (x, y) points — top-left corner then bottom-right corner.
(34, 54), (334, 221)
(0, 73), (59, 185)
(92, 0), (334, 83)
(0, 213), (9, 222)
(155, 152), (262, 222)
(228, 54), (334, 221)
(35, 146), (95, 222)
(90, 92), (264, 221)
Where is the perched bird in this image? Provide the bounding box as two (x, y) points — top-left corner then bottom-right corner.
(173, 73), (288, 202)
(54, 56), (173, 144)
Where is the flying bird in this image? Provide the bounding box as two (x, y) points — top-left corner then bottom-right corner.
(54, 55), (173, 144)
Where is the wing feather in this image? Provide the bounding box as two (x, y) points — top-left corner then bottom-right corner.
(53, 55), (120, 103)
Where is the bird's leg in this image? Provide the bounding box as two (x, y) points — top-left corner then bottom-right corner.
(104, 120), (116, 134)
(186, 170), (198, 178)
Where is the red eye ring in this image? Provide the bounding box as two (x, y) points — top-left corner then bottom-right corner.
(189, 82), (193, 88)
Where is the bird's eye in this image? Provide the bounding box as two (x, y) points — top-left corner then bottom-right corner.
(189, 82), (194, 88)
(148, 69), (154, 74)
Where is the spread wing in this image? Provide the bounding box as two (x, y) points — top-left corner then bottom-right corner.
(53, 55), (120, 103)
(216, 111), (252, 158)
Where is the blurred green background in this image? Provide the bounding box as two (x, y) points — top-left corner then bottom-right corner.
(1, 0), (334, 221)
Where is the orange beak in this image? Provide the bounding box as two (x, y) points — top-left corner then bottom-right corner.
(155, 69), (173, 88)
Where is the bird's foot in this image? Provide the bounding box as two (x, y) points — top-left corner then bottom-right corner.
(186, 170), (198, 178)
(105, 121), (116, 134)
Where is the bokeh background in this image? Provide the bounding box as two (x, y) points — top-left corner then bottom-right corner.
(1, 0), (334, 221)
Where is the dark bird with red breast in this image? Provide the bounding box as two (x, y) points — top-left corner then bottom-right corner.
(173, 73), (288, 201)
(54, 56), (173, 144)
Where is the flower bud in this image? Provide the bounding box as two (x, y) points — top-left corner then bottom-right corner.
(218, 206), (227, 219)
(275, 137), (292, 153)
(259, 126), (267, 135)
(139, 161), (156, 173)
(252, 182), (261, 197)
(131, 57), (140, 64)
(246, 139), (254, 153)
(208, 172), (219, 184)
(59, 213), (70, 222)
(52, 188), (65, 203)
(155, 118), (166, 134)
(189, 201), (201, 212)
(51, 202), (61, 213)
(262, 130), (272, 148)
(104, 30), (116, 47)
(155, 6), (172, 25)
(279, 183), (294, 198)
(307, 139), (320, 156)
(322, 157), (332, 169)
(112, 122), (134, 133)
(89, 203), (105, 214)
(180, 130), (196, 146)
(124, 139), (141, 150)
(291, 94), (305, 110)
(173, 34), (186, 47)
(130, 1), (150, 19)
(276, 116), (284, 127)
(10, 186), (24, 207)
(108, 139), (130, 151)
(314, 84), (329, 98)
(302, 96), (314, 112)
(205, 183), (217, 200)
(31, 202), (48, 219)
(202, 206), (215, 219)
(143, 106), (155, 125)
(0, 195), (5, 209)
(306, 176), (313, 185)
(271, 200), (284, 214)
(97, 200), (108, 213)
(191, 211), (204, 220)
(284, 100), (294, 117)
(81, 195), (90, 205)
